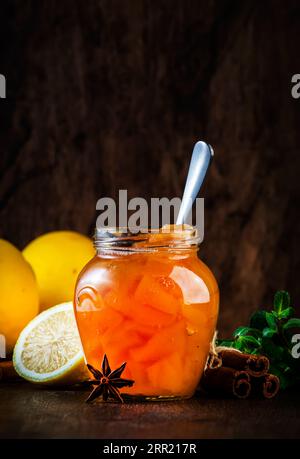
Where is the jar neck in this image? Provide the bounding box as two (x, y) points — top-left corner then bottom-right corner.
(94, 226), (200, 254)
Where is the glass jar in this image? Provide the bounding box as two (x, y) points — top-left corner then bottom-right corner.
(74, 226), (219, 401)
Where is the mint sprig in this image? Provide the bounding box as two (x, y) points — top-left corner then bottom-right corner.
(217, 291), (300, 389)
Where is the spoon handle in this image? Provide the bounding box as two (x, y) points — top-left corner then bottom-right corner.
(176, 141), (213, 225)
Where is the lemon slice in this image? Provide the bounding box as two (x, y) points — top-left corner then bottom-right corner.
(13, 302), (89, 385)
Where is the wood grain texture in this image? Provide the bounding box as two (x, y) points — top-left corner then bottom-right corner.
(0, 0), (300, 334)
(0, 383), (299, 439)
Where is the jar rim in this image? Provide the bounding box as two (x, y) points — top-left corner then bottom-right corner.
(94, 225), (201, 252)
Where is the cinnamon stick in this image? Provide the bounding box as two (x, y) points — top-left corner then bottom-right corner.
(201, 367), (251, 399)
(251, 373), (280, 399)
(0, 361), (20, 382)
(206, 352), (222, 370)
(218, 348), (270, 377)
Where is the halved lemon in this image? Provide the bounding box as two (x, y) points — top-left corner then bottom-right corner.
(13, 302), (89, 385)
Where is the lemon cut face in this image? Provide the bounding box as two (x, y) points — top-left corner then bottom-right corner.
(13, 302), (88, 385)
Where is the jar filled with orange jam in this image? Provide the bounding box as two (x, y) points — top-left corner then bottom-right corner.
(74, 226), (219, 400)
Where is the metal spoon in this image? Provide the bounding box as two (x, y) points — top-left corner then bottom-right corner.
(176, 141), (214, 225)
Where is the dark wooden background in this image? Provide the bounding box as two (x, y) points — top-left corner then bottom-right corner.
(0, 0), (300, 335)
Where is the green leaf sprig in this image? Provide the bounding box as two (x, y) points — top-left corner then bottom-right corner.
(217, 291), (300, 389)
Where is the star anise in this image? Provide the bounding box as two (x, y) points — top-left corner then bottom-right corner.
(85, 354), (135, 403)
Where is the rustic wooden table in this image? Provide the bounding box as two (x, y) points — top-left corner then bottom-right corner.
(0, 383), (299, 439)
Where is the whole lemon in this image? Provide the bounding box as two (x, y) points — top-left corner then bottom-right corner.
(23, 231), (95, 312)
(0, 239), (39, 355)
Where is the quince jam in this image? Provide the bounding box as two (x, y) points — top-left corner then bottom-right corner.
(74, 227), (219, 400)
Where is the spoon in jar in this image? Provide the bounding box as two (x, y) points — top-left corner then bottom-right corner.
(176, 141), (214, 225)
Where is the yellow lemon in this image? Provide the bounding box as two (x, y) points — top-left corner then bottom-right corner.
(0, 239), (39, 355)
(13, 302), (89, 385)
(23, 231), (95, 311)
